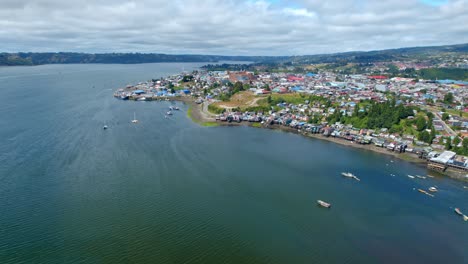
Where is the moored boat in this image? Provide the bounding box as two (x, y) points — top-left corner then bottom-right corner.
(463, 215), (468, 221)
(428, 187), (438, 192)
(455, 208), (463, 216)
(166, 111), (172, 115)
(407, 175), (415, 179)
(418, 189), (434, 197)
(103, 125), (108, 130)
(416, 175), (426, 179)
(317, 200), (331, 208)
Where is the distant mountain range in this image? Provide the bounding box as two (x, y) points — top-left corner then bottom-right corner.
(1, 43), (467, 66)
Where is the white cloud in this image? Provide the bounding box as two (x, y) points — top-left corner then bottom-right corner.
(0, 0), (466, 55)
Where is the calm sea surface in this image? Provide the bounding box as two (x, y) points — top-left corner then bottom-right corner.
(0, 63), (467, 264)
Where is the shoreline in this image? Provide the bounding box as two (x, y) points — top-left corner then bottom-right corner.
(140, 96), (467, 182)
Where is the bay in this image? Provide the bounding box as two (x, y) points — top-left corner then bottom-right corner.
(0, 63), (467, 264)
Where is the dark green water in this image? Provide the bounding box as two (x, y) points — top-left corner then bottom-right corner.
(0, 64), (467, 264)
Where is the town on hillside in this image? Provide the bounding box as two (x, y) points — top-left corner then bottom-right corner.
(114, 63), (468, 179)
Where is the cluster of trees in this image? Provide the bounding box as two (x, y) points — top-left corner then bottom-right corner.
(325, 100), (437, 144)
(444, 136), (468, 156)
(386, 66), (468, 81)
(327, 99), (415, 129)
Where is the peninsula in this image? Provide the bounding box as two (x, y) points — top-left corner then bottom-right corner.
(113, 58), (468, 181)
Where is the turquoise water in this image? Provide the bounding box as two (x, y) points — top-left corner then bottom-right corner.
(0, 64), (467, 264)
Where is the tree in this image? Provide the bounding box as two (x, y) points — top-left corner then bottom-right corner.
(443, 93), (454, 104)
(170, 88), (176, 94)
(453, 136), (461, 146)
(445, 137), (452, 150)
(415, 116), (427, 131)
(442, 113), (450, 121)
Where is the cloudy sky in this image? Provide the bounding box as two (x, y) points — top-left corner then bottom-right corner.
(0, 0), (467, 55)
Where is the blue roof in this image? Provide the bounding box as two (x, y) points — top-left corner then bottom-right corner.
(306, 73), (317, 77)
(133, 90), (145, 94)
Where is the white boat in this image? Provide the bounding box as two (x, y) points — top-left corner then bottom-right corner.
(416, 175), (426, 179)
(341, 172), (355, 178)
(103, 125), (108, 130)
(137, 97), (146, 101)
(169, 106), (174, 110)
(174, 106), (180, 110)
(464, 215), (468, 221)
(455, 208), (463, 216)
(428, 187), (438, 192)
(317, 200), (331, 208)
(407, 175), (415, 179)
(166, 111), (172, 115)
(131, 112), (138, 123)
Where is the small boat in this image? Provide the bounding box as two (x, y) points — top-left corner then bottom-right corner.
(317, 200), (331, 208)
(137, 97), (146, 101)
(407, 175), (415, 179)
(428, 187), (438, 192)
(174, 106), (180, 110)
(341, 172), (360, 181)
(166, 111), (172, 115)
(169, 106), (174, 110)
(418, 189), (434, 197)
(455, 208), (463, 216)
(103, 125), (108, 130)
(416, 175), (426, 179)
(463, 215), (468, 221)
(131, 112), (138, 123)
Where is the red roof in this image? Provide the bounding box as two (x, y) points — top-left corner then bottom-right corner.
(368, 75), (387, 79)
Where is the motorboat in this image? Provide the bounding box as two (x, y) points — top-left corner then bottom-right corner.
(317, 200), (331, 208)
(166, 111), (172, 115)
(455, 208), (463, 216)
(428, 187), (438, 192)
(103, 125), (108, 130)
(131, 112), (138, 123)
(416, 175), (427, 179)
(463, 215), (468, 221)
(407, 175), (415, 179)
(341, 172), (355, 178)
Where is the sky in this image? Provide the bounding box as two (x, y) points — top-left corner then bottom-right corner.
(0, 0), (467, 55)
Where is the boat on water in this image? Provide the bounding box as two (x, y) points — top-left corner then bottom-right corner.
(131, 112), (138, 123)
(317, 200), (331, 208)
(174, 106), (180, 110)
(455, 208), (463, 216)
(137, 97), (146, 101)
(341, 172), (360, 181)
(407, 175), (415, 179)
(418, 189), (434, 197)
(428, 187), (438, 192)
(169, 106), (174, 110)
(464, 215), (468, 221)
(103, 125), (108, 130)
(166, 111), (172, 115)
(416, 175), (427, 179)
